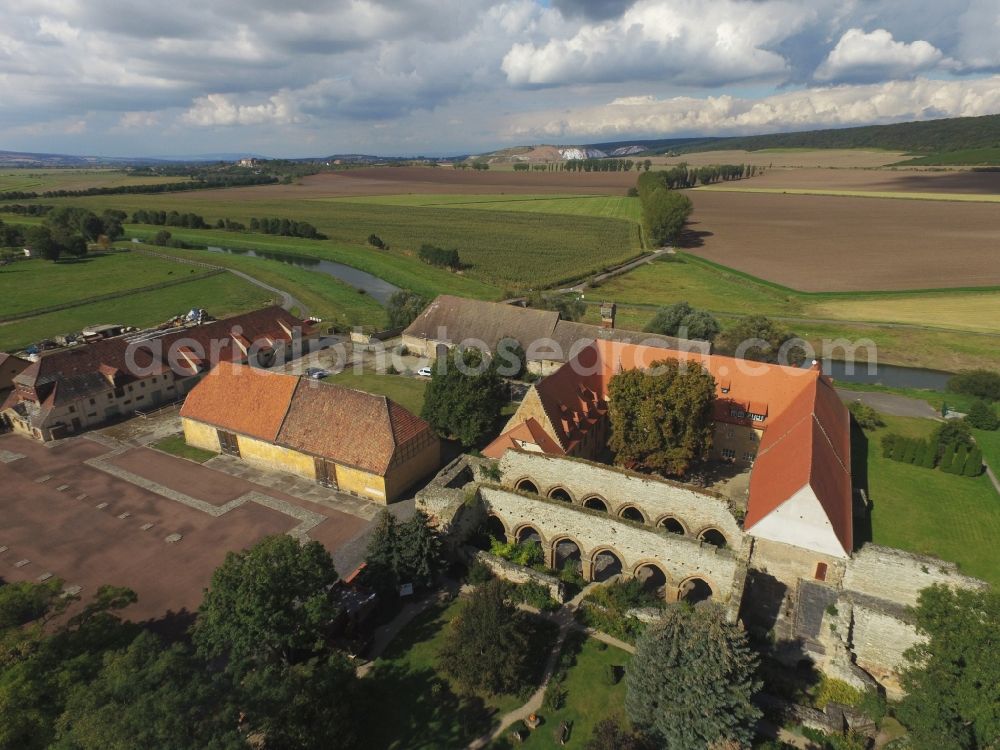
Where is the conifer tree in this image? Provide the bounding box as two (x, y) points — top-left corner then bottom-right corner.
(952, 445), (970, 475)
(939, 442), (957, 473)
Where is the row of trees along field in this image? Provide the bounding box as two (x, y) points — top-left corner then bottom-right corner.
(1, 207), (125, 260)
(129, 209), (325, 239)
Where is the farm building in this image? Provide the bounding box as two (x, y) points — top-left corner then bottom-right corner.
(402, 295), (710, 375)
(0, 353), (30, 400)
(2, 306), (314, 441)
(181, 362), (441, 503)
(485, 338), (853, 559)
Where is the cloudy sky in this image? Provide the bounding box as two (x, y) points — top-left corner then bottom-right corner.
(1, 0), (999, 157)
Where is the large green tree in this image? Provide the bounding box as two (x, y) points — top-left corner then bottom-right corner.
(625, 606), (761, 748)
(897, 585), (1000, 750)
(363, 509), (442, 597)
(715, 315), (806, 365)
(439, 580), (529, 696)
(607, 359), (715, 476)
(53, 631), (243, 750)
(387, 290), (428, 329)
(192, 534), (341, 671)
(641, 188), (693, 247)
(421, 346), (505, 447)
(644, 301), (720, 342)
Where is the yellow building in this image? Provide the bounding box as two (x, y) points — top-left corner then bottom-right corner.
(180, 362), (440, 503)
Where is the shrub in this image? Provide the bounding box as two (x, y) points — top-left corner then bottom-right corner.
(466, 559), (494, 585)
(933, 419), (974, 455)
(511, 581), (558, 612)
(848, 401), (884, 430)
(948, 369), (1000, 402)
(417, 243), (460, 269)
(367, 233), (385, 249)
(966, 400), (999, 431)
(811, 675), (862, 709)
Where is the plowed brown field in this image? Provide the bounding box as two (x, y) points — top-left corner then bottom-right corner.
(685, 190), (1000, 291)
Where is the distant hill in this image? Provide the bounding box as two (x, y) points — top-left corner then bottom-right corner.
(659, 114), (1000, 156)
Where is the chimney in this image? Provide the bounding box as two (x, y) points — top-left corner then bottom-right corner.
(600, 302), (616, 330)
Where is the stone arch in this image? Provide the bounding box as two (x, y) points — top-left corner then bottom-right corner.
(551, 535), (584, 573)
(485, 513), (509, 543)
(633, 560), (670, 600)
(547, 486), (574, 503)
(514, 477), (539, 495)
(589, 546), (625, 583)
(677, 576), (714, 604)
(583, 495), (609, 513)
(697, 527), (728, 549)
(514, 523), (545, 546)
(618, 504), (648, 524)
(656, 515), (688, 536)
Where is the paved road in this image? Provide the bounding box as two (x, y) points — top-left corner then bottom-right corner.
(836, 388), (941, 420)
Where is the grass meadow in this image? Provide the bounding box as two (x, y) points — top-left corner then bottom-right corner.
(695, 184), (1000, 203)
(45, 193), (642, 290)
(324, 370), (428, 415)
(862, 415), (1000, 586)
(0, 267), (272, 352)
(0, 169), (185, 193)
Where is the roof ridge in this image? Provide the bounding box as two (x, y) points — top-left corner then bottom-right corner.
(275, 376), (305, 441)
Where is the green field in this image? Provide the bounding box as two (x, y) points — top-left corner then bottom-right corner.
(972, 427), (1000, 480)
(893, 148), (1000, 166)
(152, 434), (218, 463)
(45, 194), (642, 290)
(325, 369), (428, 415)
(139, 244), (386, 329)
(0, 252), (217, 318)
(0, 270), (273, 352)
(320, 194), (643, 222)
(0, 169), (185, 193)
(590, 254), (1000, 371)
(862, 415), (1000, 586)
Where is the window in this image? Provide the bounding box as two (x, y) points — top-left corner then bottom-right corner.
(749, 413), (766, 423)
(140, 382), (146, 388)
(68, 405), (76, 413)
(729, 408), (746, 419)
(127, 385), (133, 393)
(742, 451), (757, 463)
(89, 398), (96, 406)
(726, 428), (735, 439)
(137, 395), (145, 401)
(721, 448), (736, 460)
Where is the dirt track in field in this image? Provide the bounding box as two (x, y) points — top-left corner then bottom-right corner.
(684, 190), (1000, 292)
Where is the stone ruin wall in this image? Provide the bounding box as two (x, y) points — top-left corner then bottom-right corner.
(498, 451), (744, 544)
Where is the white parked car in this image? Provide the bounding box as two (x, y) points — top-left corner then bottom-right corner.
(417, 366), (433, 377)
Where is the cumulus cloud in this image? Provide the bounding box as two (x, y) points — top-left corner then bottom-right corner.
(552, 0), (635, 20)
(505, 75), (1000, 140)
(815, 28), (949, 83)
(117, 111), (160, 129)
(181, 93), (305, 127)
(503, 0), (809, 87)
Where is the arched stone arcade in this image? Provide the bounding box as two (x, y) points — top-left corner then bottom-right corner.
(583, 495), (609, 512)
(548, 486), (574, 503)
(618, 505), (647, 524)
(657, 515), (687, 535)
(515, 477), (539, 495)
(698, 527), (728, 549)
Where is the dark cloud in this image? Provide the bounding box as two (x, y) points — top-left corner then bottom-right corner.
(551, 0), (635, 20)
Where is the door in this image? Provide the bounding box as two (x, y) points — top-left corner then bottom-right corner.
(217, 430), (241, 457)
(314, 457), (338, 489)
(71, 417), (82, 432)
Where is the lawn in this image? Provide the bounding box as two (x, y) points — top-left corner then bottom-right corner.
(972, 426), (1000, 479)
(0, 252), (216, 318)
(0, 271), (273, 352)
(139, 244), (387, 330)
(511, 633), (631, 750)
(360, 597), (559, 749)
(152, 434), (217, 463)
(46, 193), (642, 290)
(861, 414), (1000, 586)
(324, 370), (427, 415)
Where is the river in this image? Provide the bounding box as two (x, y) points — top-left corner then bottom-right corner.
(205, 246), (402, 306)
(818, 359), (953, 391)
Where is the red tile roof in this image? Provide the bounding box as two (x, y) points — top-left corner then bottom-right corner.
(487, 339), (853, 556)
(483, 418), (567, 460)
(181, 363), (436, 476)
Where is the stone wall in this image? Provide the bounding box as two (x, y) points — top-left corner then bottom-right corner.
(465, 548), (566, 602)
(480, 486), (743, 608)
(848, 597), (924, 700)
(842, 544), (987, 608)
(498, 451), (744, 546)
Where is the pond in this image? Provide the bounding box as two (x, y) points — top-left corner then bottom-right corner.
(206, 246), (402, 306)
(819, 359), (953, 391)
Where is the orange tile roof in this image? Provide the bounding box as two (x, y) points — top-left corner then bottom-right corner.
(181, 363), (436, 476)
(179, 361), (298, 441)
(487, 339), (853, 556)
(483, 418), (567, 459)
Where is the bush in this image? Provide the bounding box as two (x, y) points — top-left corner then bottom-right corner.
(510, 581), (558, 612)
(152, 229), (172, 246)
(966, 400), (999, 431)
(417, 243), (460, 269)
(810, 675), (862, 709)
(466, 559), (494, 585)
(489, 537), (544, 568)
(367, 233), (385, 249)
(948, 369), (1000, 402)
(848, 401), (884, 430)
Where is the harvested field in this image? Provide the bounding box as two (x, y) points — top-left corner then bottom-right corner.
(0, 168), (186, 193)
(741, 167), (1000, 194)
(685, 190), (1000, 291)
(165, 166), (640, 201)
